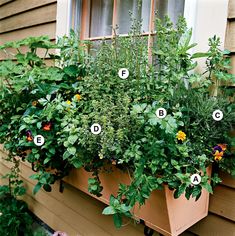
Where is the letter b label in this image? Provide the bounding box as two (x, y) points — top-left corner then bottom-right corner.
(155, 108), (167, 119)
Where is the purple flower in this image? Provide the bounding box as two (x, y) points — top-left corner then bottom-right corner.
(213, 145), (222, 153)
(25, 130), (32, 136)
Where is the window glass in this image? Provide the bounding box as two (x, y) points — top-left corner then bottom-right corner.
(156, 0), (185, 24)
(90, 0), (114, 37)
(167, 0), (185, 24)
(156, 0), (168, 20)
(116, 0), (151, 34)
(74, 0), (82, 31)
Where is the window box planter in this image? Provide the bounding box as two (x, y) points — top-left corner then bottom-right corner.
(64, 166), (212, 236)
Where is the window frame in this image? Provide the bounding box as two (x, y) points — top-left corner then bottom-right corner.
(78, 0), (156, 41)
(56, 0), (195, 38)
(56, 0), (191, 63)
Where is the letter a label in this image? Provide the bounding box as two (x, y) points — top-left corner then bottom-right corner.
(190, 174), (201, 185)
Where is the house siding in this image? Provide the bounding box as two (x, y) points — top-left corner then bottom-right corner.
(0, 0), (235, 235)
(0, 0), (57, 61)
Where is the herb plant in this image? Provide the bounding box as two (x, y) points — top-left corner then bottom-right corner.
(0, 17), (234, 228)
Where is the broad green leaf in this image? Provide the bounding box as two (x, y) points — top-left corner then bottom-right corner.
(120, 204), (132, 212)
(179, 29), (192, 49)
(71, 158), (82, 168)
(63, 151), (71, 160)
(67, 146), (76, 155)
(43, 157), (51, 165)
(113, 213), (122, 228)
(33, 182), (42, 195)
(68, 135), (79, 145)
(201, 182), (213, 194)
(191, 52), (210, 59)
(102, 206), (116, 215)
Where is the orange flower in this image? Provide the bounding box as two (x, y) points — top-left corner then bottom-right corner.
(42, 122), (52, 131)
(26, 130), (33, 142)
(176, 131), (186, 141)
(218, 144), (227, 152)
(26, 136), (33, 142)
(214, 150), (223, 161)
(74, 94), (81, 101)
(32, 101), (38, 107)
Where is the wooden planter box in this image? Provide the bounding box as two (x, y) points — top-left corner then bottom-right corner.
(64, 166), (211, 236)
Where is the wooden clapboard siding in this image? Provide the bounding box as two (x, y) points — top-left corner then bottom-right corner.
(229, 54), (235, 77)
(0, 0), (57, 61)
(0, 3), (56, 33)
(220, 171), (235, 188)
(225, 0), (235, 52)
(225, 21), (235, 52)
(209, 185), (235, 221)
(0, 0), (56, 20)
(0, 23), (56, 44)
(23, 194), (79, 236)
(189, 213), (235, 236)
(228, 0), (235, 19)
(0, 0), (14, 6)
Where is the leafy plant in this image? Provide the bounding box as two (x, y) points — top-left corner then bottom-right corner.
(0, 160), (33, 235)
(0, 16), (234, 229)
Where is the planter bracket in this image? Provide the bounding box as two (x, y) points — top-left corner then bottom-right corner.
(144, 226), (154, 236)
(59, 180), (65, 193)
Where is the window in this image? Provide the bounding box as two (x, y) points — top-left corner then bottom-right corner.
(73, 0), (185, 40)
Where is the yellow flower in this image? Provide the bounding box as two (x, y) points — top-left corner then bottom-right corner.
(66, 100), (71, 105)
(214, 150), (223, 161)
(176, 130), (186, 141)
(74, 94), (81, 101)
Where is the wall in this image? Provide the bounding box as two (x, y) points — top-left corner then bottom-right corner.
(0, 0), (57, 62)
(192, 0), (229, 72)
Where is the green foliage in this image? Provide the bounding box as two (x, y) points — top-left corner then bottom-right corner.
(88, 177), (103, 197)
(0, 16), (234, 229)
(0, 195), (33, 235)
(0, 160), (33, 235)
(102, 195), (132, 228)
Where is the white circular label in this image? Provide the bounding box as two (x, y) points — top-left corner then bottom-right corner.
(34, 135), (45, 146)
(212, 110), (223, 121)
(91, 123), (102, 135)
(190, 174), (201, 185)
(118, 68), (129, 79)
(155, 108), (167, 119)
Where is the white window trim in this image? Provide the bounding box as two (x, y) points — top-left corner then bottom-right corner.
(56, 0), (73, 38)
(184, 0), (198, 44)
